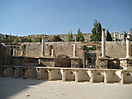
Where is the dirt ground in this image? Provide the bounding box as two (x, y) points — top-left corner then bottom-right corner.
(0, 77), (132, 99)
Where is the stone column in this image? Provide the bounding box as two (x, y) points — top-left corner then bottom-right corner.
(14, 67), (19, 78)
(86, 60), (88, 68)
(51, 49), (54, 57)
(62, 69), (66, 81)
(104, 70), (108, 83)
(4, 67), (7, 77)
(90, 70), (94, 83)
(12, 49), (16, 56)
(126, 36), (131, 58)
(47, 70), (52, 80)
(72, 44), (76, 57)
(38, 59), (41, 65)
(21, 51), (24, 56)
(24, 68), (28, 79)
(75, 36), (76, 42)
(120, 71), (124, 84)
(36, 68), (41, 80)
(41, 39), (45, 57)
(102, 28), (106, 57)
(74, 70), (79, 82)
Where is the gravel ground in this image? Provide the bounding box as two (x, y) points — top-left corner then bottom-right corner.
(0, 77), (132, 99)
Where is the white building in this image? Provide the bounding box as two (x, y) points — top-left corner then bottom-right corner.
(113, 31), (127, 41)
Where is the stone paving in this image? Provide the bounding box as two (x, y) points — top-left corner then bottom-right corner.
(0, 77), (132, 99)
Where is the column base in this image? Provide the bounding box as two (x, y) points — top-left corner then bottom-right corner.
(125, 56), (132, 59)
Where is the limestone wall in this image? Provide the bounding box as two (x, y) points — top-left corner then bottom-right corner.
(11, 57), (38, 66)
(71, 58), (83, 68)
(18, 42), (42, 57)
(0, 43), (6, 65)
(39, 58), (55, 67)
(45, 42), (84, 57)
(106, 41), (129, 58)
(15, 42), (84, 58)
(2, 41), (132, 68)
(0, 43), (11, 65)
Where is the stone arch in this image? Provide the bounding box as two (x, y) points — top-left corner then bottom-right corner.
(10, 47), (14, 56)
(10, 46), (17, 56)
(21, 45), (26, 51)
(126, 72), (131, 76)
(21, 45), (26, 56)
(49, 45), (53, 56)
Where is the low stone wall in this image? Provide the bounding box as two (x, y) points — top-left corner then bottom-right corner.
(11, 57), (39, 66)
(0, 65), (132, 84)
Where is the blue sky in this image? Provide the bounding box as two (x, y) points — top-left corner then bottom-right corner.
(0, 0), (132, 36)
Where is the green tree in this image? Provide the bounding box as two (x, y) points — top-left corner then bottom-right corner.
(34, 37), (42, 42)
(13, 37), (19, 43)
(106, 30), (112, 41)
(76, 29), (84, 41)
(83, 45), (96, 50)
(7, 35), (13, 42)
(25, 36), (32, 42)
(51, 35), (62, 42)
(19, 38), (26, 42)
(68, 31), (73, 41)
(90, 20), (102, 41)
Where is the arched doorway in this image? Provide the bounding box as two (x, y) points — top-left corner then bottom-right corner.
(21, 45), (26, 56)
(49, 45), (53, 56)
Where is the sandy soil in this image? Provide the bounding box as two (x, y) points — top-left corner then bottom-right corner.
(0, 77), (132, 99)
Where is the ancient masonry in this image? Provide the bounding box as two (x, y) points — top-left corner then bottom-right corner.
(0, 66), (132, 84)
(0, 28), (132, 84)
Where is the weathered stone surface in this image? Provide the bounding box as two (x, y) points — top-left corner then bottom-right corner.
(1, 41), (132, 69)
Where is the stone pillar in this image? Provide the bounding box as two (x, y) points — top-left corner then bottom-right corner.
(3, 67), (7, 77)
(12, 49), (16, 56)
(38, 59), (41, 65)
(24, 68), (28, 79)
(104, 70), (108, 83)
(47, 70), (52, 80)
(86, 60), (88, 68)
(72, 44), (76, 57)
(75, 35), (77, 42)
(74, 70), (79, 82)
(102, 28), (106, 57)
(14, 67), (19, 78)
(51, 49), (54, 57)
(62, 69), (66, 81)
(36, 68), (41, 80)
(90, 70), (94, 83)
(126, 36), (131, 58)
(120, 71), (124, 84)
(83, 51), (86, 68)
(21, 51), (24, 56)
(41, 39), (45, 57)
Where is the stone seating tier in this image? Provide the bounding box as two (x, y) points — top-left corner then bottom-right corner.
(0, 65), (132, 84)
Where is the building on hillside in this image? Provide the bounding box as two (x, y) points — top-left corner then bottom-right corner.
(113, 31), (127, 41)
(127, 29), (132, 41)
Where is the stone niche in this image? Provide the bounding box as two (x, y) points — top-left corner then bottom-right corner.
(54, 54), (71, 67)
